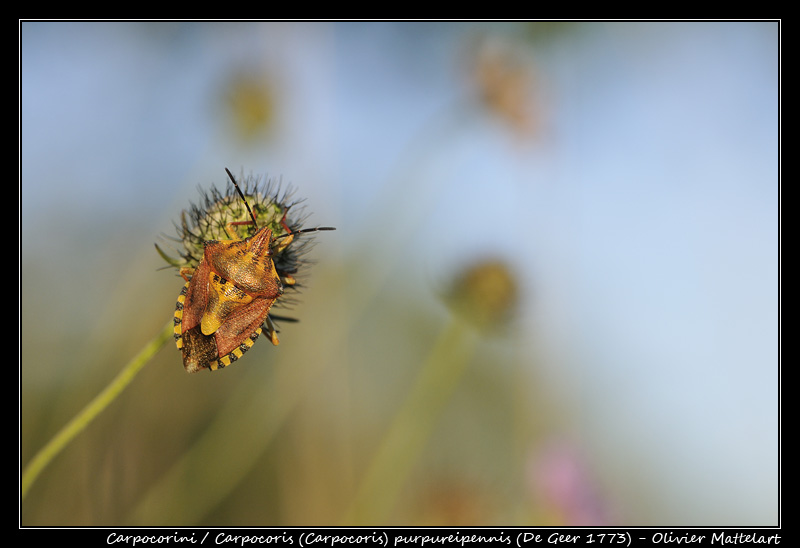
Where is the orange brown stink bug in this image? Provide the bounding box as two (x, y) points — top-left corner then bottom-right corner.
(157, 168), (334, 373)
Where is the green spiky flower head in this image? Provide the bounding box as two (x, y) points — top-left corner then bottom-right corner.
(156, 171), (314, 296)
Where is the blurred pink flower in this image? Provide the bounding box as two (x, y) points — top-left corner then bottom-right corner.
(528, 440), (614, 526)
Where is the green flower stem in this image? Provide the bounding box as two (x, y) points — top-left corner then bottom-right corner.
(21, 319), (174, 500)
(343, 317), (477, 525)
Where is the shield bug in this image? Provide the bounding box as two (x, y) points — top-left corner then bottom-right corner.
(158, 168), (334, 372)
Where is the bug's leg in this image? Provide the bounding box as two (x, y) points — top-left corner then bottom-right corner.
(179, 267), (195, 282)
(272, 210), (295, 253)
(264, 315), (280, 345)
(275, 265), (297, 287)
(224, 219), (254, 240)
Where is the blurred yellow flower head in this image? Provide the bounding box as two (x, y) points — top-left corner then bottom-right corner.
(223, 72), (276, 142)
(446, 259), (518, 331)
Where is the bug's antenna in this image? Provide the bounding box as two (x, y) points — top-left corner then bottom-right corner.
(272, 226), (336, 245)
(225, 168), (258, 227)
